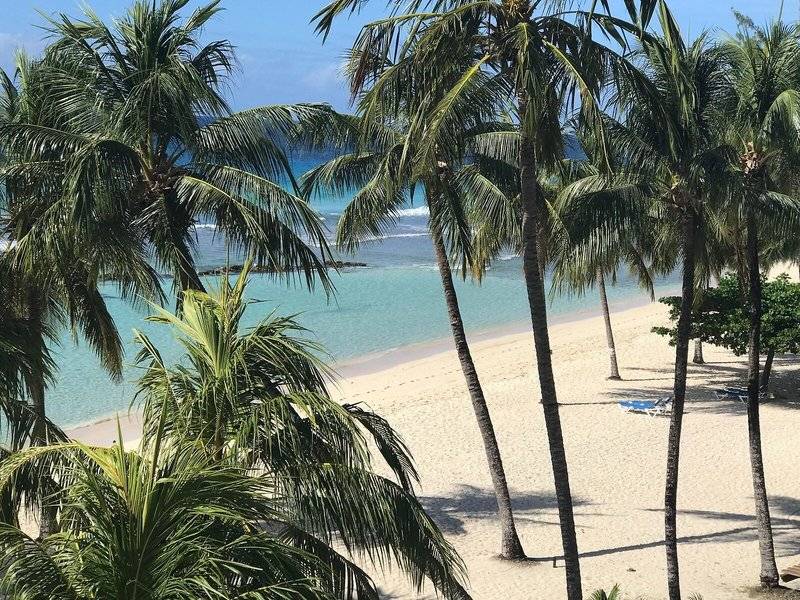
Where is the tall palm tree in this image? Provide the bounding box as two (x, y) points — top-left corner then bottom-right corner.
(468, 142), (656, 382)
(132, 262), (471, 600)
(299, 39), (526, 557)
(719, 15), (800, 588)
(313, 3), (632, 596)
(553, 221), (663, 381)
(0, 259), (68, 528)
(0, 54), (160, 537)
(2, 0), (332, 307)
(547, 151), (669, 381)
(597, 269), (622, 378)
(558, 6), (730, 597)
(0, 261), (55, 428)
(0, 430), (333, 599)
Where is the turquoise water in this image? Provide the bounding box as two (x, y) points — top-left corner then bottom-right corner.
(44, 151), (679, 427)
(50, 258), (677, 427)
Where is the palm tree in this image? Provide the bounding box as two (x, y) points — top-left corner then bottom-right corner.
(462, 127), (626, 382)
(0, 261), (69, 530)
(557, 6), (730, 597)
(298, 40), (526, 557)
(313, 3), (634, 596)
(132, 262), (471, 600)
(0, 431), (333, 599)
(469, 145), (648, 382)
(0, 259), (68, 528)
(0, 54), (161, 537)
(464, 124), (668, 383)
(597, 270), (622, 377)
(0, 259), (124, 540)
(718, 14), (800, 588)
(2, 0), (332, 307)
(546, 149), (670, 382)
(0, 261), (55, 427)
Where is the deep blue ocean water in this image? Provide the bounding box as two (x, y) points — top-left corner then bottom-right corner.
(47, 152), (678, 426)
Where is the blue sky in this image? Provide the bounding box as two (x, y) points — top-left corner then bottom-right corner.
(0, 0), (792, 111)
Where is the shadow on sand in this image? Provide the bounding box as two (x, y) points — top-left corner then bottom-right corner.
(554, 354), (800, 417)
(419, 485), (597, 536)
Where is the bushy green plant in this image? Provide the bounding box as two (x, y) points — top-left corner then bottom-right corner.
(132, 261), (470, 600)
(653, 274), (800, 356)
(0, 429), (332, 599)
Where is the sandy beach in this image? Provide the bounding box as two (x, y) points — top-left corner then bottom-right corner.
(65, 295), (800, 600)
(8, 0), (800, 596)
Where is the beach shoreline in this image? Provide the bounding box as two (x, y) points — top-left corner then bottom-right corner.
(334, 285), (675, 378)
(64, 289), (671, 443)
(60, 282), (800, 599)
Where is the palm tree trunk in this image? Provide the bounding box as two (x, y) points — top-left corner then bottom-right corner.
(665, 209), (697, 600)
(430, 225), (525, 559)
(744, 207), (779, 588)
(29, 378), (59, 538)
(692, 340), (704, 364)
(518, 93), (582, 600)
(26, 293), (59, 538)
(597, 269), (621, 380)
(760, 349), (775, 390)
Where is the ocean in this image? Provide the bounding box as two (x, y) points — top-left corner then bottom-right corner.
(47, 152), (678, 427)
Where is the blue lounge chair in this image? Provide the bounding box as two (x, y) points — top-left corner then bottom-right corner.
(619, 396), (672, 417)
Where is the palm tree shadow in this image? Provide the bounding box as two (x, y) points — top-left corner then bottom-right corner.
(632, 497), (800, 557)
(684, 356), (800, 415)
(375, 589), (416, 600)
(419, 485), (595, 535)
(583, 353), (800, 416)
(620, 365), (677, 382)
(530, 496), (800, 564)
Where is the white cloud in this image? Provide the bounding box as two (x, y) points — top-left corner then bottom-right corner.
(0, 32), (25, 55)
(300, 61), (344, 91)
(0, 32), (46, 72)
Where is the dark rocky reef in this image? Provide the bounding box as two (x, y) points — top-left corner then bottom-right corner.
(197, 261), (367, 277)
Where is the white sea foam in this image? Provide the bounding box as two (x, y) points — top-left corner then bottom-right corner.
(194, 206), (426, 230)
(303, 231), (429, 249)
(498, 253), (519, 261)
(409, 263), (466, 272)
(395, 206), (429, 218)
(361, 232), (429, 242)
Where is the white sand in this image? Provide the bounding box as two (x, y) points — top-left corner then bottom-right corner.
(768, 261), (799, 282)
(66, 300), (800, 599)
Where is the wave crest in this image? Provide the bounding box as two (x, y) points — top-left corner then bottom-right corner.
(395, 206), (429, 218)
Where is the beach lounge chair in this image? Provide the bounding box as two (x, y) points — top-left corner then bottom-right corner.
(714, 386), (772, 403)
(619, 397), (672, 417)
(780, 562), (800, 583)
